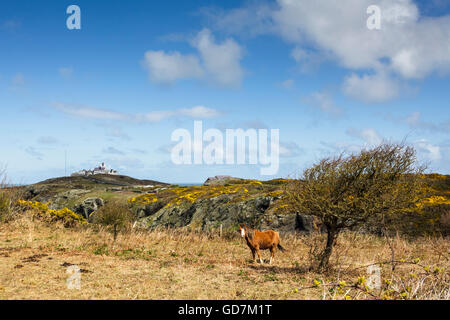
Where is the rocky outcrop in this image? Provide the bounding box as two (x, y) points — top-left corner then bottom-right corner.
(20, 174), (326, 234)
(260, 212), (320, 234)
(133, 194), (317, 234)
(73, 198), (104, 220)
(135, 194), (274, 230)
(24, 186), (91, 210)
(203, 175), (236, 186)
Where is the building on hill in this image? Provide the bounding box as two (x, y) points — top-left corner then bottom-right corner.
(71, 162), (118, 177)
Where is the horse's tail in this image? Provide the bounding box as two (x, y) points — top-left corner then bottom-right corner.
(277, 243), (287, 252)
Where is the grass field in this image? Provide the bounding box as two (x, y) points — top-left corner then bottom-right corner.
(0, 213), (448, 300)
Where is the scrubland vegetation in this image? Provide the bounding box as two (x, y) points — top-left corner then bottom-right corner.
(0, 215), (448, 300)
(0, 144), (449, 300)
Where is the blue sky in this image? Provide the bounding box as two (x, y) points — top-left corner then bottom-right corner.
(1, 0), (449, 184)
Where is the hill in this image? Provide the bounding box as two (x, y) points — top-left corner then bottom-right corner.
(35, 174), (169, 188)
(1, 175), (448, 300)
(19, 174), (169, 216)
(10, 174), (450, 236)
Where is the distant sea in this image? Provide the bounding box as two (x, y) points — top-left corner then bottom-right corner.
(174, 183), (203, 187)
(4, 182), (205, 187)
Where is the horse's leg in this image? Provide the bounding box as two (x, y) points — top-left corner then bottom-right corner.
(256, 248), (263, 264)
(251, 249), (256, 263)
(269, 247), (275, 264)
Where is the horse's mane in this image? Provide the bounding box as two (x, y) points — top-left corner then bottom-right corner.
(247, 228), (255, 241)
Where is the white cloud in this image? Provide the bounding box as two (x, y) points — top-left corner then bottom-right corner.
(279, 141), (303, 158)
(142, 51), (203, 85)
(191, 29), (244, 87)
(179, 105), (222, 118)
(291, 46), (327, 72)
(271, 0), (450, 78)
(141, 106), (221, 122)
(199, 4), (276, 38)
(206, 0), (450, 101)
(404, 111), (450, 134)
(415, 139), (442, 161)
(347, 128), (383, 145)
(307, 91), (343, 116)
(53, 103), (222, 122)
(140, 110), (177, 122)
(53, 103), (130, 121)
(143, 29), (244, 87)
(343, 71), (401, 103)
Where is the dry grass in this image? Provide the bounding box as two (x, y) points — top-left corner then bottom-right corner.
(0, 213), (448, 300)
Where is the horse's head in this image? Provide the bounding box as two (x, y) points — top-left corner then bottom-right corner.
(239, 224), (248, 238)
(239, 224), (254, 240)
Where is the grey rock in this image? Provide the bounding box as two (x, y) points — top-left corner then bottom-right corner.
(135, 194), (276, 231)
(133, 192), (321, 235)
(260, 212), (320, 234)
(74, 198), (104, 220)
(203, 175), (235, 186)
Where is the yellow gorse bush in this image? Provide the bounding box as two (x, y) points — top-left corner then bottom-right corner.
(129, 193), (158, 205)
(165, 185), (250, 207)
(427, 173), (447, 180)
(130, 185), (252, 208)
(247, 180), (263, 186)
(416, 195), (450, 209)
(17, 199), (49, 212)
(17, 200), (86, 226)
(266, 190), (284, 197)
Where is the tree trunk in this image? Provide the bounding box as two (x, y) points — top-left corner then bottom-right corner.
(319, 227), (338, 271)
(113, 224), (118, 242)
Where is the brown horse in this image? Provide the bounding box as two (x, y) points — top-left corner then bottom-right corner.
(239, 224), (286, 264)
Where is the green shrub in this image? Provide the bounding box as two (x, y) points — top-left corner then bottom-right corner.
(92, 200), (134, 241)
(0, 192), (11, 222)
(0, 188), (23, 223)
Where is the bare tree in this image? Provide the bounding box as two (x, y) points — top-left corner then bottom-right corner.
(287, 143), (425, 271)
